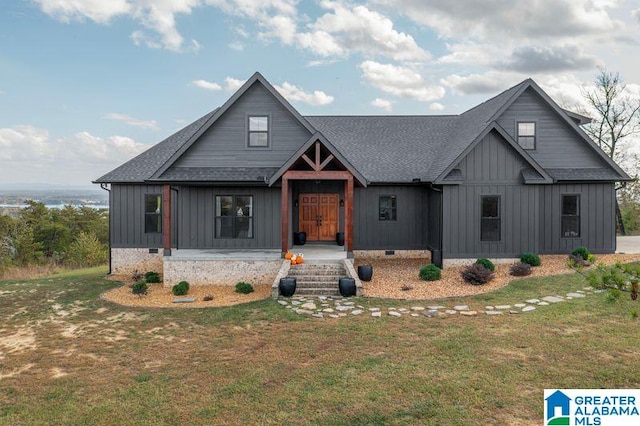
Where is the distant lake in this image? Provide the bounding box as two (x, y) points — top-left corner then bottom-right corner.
(0, 204), (109, 209)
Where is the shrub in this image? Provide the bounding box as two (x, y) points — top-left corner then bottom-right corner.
(145, 271), (161, 283)
(520, 252), (541, 267)
(571, 246), (590, 261)
(419, 264), (441, 281)
(587, 253), (596, 264)
(475, 258), (495, 271)
(131, 280), (148, 296)
(567, 254), (589, 268)
(510, 262), (532, 277)
(461, 264), (495, 285)
(235, 282), (254, 294)
(172, 281), (189, 296)
(131, 269), (144, 282)
(66, 232), (107, 267)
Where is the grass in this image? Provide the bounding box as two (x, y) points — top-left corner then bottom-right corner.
(1, 267), (639, 425)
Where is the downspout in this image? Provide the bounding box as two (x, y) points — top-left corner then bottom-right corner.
(429, 183), (444, 268)
(171, 186), (179, 250)
(100, 183), (111, 274)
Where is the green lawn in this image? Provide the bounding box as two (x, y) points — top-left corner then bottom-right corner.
(1, 267), (639, 425)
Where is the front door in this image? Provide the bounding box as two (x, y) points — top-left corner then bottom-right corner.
(299, 193), (339, 241)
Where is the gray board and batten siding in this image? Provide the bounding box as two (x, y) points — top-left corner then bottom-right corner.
(169, 83), (312, 171)
(496, 87), (604, 169)
(441, 129), (617, 258)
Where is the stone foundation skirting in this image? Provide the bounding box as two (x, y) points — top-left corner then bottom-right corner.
(354, 249), (431, 260)
(163, 259), (284, 287)
(111, 248), (164, 275)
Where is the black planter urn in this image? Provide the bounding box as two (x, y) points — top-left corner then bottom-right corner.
(279, 277), (297, 297)
(357, 265), (373, 281)
(336, 232), (345, 246)
(297, 231), (307, 246)
(338, 277), (356, 297)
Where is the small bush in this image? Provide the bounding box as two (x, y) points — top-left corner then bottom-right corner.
(419, 264), (442, 281)
(567, 254), (589, 268)
(235, 282), (254, 294)
(510, 262), (532, 277)
(461, 264), (495, 285)
(66, 232), (107, 267)
(587, 253), (596, 264)
(172, 281), (189, 296)
(131, 270), (144, 282)
(571, 246), (590, 260)
(520, 252), (541, 267)
(475, 258), (495, 271)
(145, 271), (161, 283)
(131, 280), (148, 296)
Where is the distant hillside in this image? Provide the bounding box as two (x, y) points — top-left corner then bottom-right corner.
(0, 189), (108, 207)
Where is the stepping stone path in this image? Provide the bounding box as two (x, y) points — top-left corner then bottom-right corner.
(275, 284), (604, 321)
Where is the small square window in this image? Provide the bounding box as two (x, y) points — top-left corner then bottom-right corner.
(517, 122), (536, 150)
(379, 195), (397, 221)
(248, 116), (269, 147)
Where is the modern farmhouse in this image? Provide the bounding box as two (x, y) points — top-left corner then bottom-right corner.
(95, 72), (630, 285)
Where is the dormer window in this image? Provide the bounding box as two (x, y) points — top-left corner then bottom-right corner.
(248, 116), (269, 147)
(517, 122), (536, 150)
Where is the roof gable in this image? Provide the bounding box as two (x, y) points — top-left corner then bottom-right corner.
(150, 72), (318, 180)
(434, 122), (553, 184)
(268, 132), (367, 186)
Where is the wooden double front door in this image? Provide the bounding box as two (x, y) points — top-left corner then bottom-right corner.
(299, 193), (339, 241)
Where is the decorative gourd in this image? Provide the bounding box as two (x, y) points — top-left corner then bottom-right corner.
(284, 252), (292, 260)
(290, 255), (297, 265)
(297, 256), (304, 264)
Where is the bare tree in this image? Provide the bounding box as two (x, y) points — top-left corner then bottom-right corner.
(581, 69), (640, 235)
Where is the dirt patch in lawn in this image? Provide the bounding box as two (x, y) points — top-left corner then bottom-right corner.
(357, 253), (640, 300)
(101, 281), (271, 308)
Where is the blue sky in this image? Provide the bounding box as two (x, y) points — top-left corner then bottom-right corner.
(1, 0), (639, 188)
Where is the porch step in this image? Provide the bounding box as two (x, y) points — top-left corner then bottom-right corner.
(285, 262), (350, 297)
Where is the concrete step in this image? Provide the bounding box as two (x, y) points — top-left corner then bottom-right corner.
(289, 275), (347, 282)
(294, 288), (341, 296)
(296, 281), (341, 289)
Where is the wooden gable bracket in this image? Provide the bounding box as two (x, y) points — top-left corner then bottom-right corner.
(300, 142), (335, 172)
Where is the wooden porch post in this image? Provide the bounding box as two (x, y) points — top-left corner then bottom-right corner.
(345, 175), (354, 254)
(281, 175), (289, 255)
(162, 184), (171, 256)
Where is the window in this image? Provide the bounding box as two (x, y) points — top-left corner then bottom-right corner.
(248, 116), (269, 147)
(561, 194), (580, 238)
(481, 196), (501, 241)
(145, 194), (162, 234)
(216, 195), (253, 238)
(379, 195), (397, 221)
(517, 122), (536, 149)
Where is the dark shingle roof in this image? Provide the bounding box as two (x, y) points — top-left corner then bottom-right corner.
(154, 167), (278, 182)
(306, 115), (458, 182)
(94, 110), (217, 183)
(546, 168), (624, 181)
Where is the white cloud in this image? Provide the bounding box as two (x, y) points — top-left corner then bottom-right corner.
(633, 9), (640, 24)
(299, 2), (429, 61)
(429, 102), (445, 111)
(275, 82), (334, 106)
(371, 98), (393, 112)
(35, 0), (201, 52)
(104, 112), (160, 131)
(360, 61), (445, 102)
(228, 41), (244, 51)
(441, 73), (517, 96)
(224, 77), (246, 92)
(0, 125), (149, 184)
(192, 79), (223, 91)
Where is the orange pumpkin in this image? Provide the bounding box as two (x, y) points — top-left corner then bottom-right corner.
(297, 257), (304, 264)
(284, 252), (292, 260)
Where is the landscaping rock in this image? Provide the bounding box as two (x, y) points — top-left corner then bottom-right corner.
(427, 305), (446, 310)
(453, 305), (469, 311)
(566, 292), (586, 298)
(485, 306), (495, 310)
(542, 296), (565, 303)
(460, 311), (478, 316)
(514, 303), (526, 308)
(312, 313), (324, 318)
(509, 310), (519, 314)
(485, 310), (503, 315)
(411, 306), (425, 311)
(537, 301), (550, 306)
(301, 302), (317, 310)
(445, 310), (457, 315)
(521, 306), (536, 312)
(277, 300), (288, 306)
(329, 314), (339, 318)
(371, 311), (382, 318)
(295, 309), (314, 315)
(322, 308), (335, 313)
(410, 313), (420, 317)
(389, 311), (402, 317)
(525, 299), (540, 304)
(351, 309), (363, 315)
(172, 297), (196, 303)
(369, 307), (381, 312)
(424, 310), (440, 318)
(495, 305), (511, 310)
